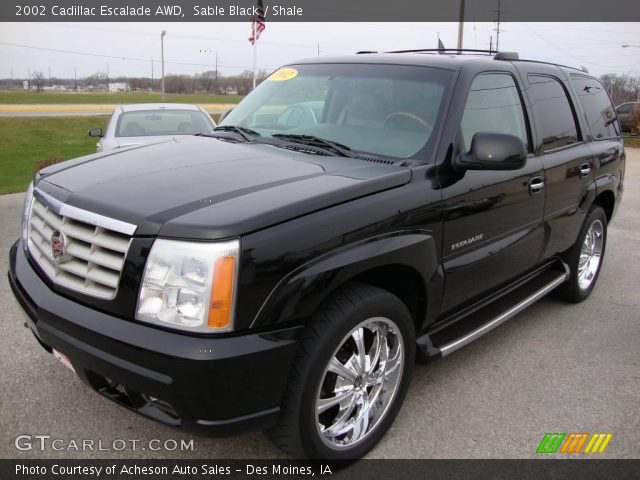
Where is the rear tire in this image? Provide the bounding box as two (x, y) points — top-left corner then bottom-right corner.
(555, 205), (607, 302)
(267, 282), (415, 459)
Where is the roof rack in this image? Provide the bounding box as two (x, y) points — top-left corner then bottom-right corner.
(385, 48), (498, 55)
(513, 58), (590, 74)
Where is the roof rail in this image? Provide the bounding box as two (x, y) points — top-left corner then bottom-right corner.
(386, 48), (498, 55)
(356, 51), (378, 54)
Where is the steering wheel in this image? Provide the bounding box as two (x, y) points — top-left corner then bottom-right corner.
(384, 111), (432, 131)
(275, 104), (318, 129)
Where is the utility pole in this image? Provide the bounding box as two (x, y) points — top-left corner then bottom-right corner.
(151, 56), (154, 91)
(74, 66), (77, 91)
(161, 30), (166, 101)
(317, 44), (320, 56)
(495, 0), (502, 52)
(48, 67), (51, 88)
(27, 67), (30, 91)
(457, 0), (465, 51)
(214, 51), (219, 93)
(106, 62), (109, 90)
(10, 67), (13, 89)
(489, 35), (493, 52)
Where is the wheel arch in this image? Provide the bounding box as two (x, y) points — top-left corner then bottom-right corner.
(592, 188), (615, 222)
(250, 231), (441, 332)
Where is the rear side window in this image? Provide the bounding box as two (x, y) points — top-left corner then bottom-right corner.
(571, 76), (620, 139)
(460, 73), (529, 152)
(528, 75), (580, 152)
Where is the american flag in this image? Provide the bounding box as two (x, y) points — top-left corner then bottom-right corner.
(438, 38), (445, 51)
(249, 0), (266, 45)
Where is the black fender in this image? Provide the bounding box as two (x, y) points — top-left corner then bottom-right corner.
(250, 230), (442, 331)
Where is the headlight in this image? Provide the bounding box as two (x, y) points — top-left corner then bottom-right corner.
(136, 238), (239, 333)
(21, 182), (34, 251)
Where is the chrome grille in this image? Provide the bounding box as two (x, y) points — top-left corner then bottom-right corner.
(27, 190), (136, 299)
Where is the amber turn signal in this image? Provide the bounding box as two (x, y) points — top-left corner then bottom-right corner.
(208, 256), (236, 329)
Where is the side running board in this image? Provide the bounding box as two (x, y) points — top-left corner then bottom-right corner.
(418, 261), (570, 360)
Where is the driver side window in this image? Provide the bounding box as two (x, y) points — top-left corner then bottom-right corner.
(460, 73), (529, 152)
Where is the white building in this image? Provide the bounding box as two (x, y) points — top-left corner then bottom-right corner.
(108, 82), (130, 92)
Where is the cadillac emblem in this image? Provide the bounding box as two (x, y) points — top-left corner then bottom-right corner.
(50, 230), (68, 264)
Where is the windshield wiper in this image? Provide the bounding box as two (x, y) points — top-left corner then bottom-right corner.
(271, 134), (357, 158)
(212, 125), (261, 142)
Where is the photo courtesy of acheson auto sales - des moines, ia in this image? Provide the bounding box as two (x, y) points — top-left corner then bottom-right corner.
(9, 49), (624, 459)
(16, 462), (329, 476)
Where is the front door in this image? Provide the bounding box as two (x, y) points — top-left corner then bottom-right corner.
(439, 72), (545, 314)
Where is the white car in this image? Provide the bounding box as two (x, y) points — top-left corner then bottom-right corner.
(89, 103), (216, 152)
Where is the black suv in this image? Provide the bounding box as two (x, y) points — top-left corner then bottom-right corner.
(9, 50), (625, 459)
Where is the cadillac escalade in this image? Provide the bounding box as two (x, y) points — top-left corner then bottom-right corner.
(8, 50), (625, 459)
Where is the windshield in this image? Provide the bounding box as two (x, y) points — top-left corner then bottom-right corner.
(220, 63), (453, 159)
(115, 109), (214, 137)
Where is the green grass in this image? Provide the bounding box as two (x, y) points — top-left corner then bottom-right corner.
(0, 114), (221, 195)
(624, 135), (640, 149)
(0, 90), (243, 105)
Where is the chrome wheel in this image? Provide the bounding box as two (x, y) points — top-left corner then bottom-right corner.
(315, 317), (404, 450)
(578, 219), (604, 291)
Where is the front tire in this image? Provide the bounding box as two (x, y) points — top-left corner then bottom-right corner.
(268, 283), (415, 459)
(555, 205), (607, 302)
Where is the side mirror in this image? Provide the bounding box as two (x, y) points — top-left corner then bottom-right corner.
(218, 108), (233, 123)
(455, 132), (526, 171)
(88, 128), (103, 138)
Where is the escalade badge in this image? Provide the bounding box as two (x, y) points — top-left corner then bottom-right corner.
(50, 230), (69, 264)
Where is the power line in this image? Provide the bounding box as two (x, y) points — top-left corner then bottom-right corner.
(54, 22), (351, 52)
(526, 23), (640, 35)
(0, 41), (278, 71)
(521, 24), (640, 69)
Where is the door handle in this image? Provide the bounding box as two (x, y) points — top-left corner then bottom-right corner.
(529, 176), (544, 195)
(580, 162), (591, 178)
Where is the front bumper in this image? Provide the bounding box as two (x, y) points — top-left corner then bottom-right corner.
(8, 241), (303, 435)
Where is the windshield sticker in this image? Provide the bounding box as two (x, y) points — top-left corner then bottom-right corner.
(268, 68), (299, 82)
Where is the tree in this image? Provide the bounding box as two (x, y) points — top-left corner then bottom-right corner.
(599, 73), (640, 105)
(31, 71), (45, 92)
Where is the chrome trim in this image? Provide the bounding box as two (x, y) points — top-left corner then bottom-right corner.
(580, 162), (592, 178)
(315, 316), (405, 450)
(33, 188), (137, 236)
(439, 266), (569, 357)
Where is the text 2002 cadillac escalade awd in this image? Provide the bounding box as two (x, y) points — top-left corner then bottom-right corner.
(9, 51), (624, 459)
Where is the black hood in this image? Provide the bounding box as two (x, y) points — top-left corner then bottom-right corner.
(37, 136), (411, 239)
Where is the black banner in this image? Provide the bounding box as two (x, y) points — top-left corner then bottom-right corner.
(1, 0), (640, 22)
(2, 459), (640, 480)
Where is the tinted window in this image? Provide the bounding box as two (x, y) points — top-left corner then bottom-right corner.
(528, 75), (580, 152)
(616, 103), (632, 115)
(460, 73), (528, 152)
(571, 76), (620, 139)
(116, 110), (214, 137)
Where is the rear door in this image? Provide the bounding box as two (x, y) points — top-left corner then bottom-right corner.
(515, 66), (595, 258)
(439, 71), (545, 314)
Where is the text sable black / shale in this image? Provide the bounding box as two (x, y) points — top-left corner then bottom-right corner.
(3, 0), (640, 21)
